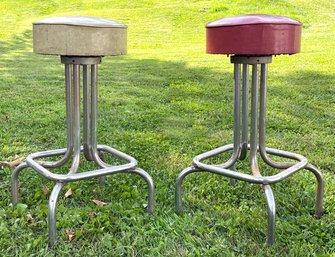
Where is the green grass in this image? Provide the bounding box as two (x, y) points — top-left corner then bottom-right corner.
(0, 0), (335, 256)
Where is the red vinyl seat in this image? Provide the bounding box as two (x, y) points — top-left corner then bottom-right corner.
(206, 14), (301, 55)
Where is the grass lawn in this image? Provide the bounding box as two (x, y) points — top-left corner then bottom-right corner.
(0, 0), (334, 256)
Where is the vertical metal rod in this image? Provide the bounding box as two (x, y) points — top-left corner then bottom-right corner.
(88, 64), (107, 185)
(42, 65), (75, 168)
(48, 182), (65, 248)
(130, 167), (155, 213)
(175, 166), (200, 213)
(259, 63), (267, 152)
(229, 63), (242, 184)
(263, 184), (276, 244)
(69, 64), (81, 174)
(250, 64), (260, 176)
(89, 65), (108, 168)
(90, 64), (98, 152)
(214, 60), (242, 170)
(83, 65), (94, 161)
(11, 163), (29, 206)
(65, 64), (74, 152)
(258, 64), (324, 219)
(240, 64), (249, 160)
(233, 63), (241, 160)
(306, 164), (324, 218)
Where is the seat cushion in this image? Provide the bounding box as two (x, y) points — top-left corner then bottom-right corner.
(206, 14), (301, 55)
(33, 16), (127, 56)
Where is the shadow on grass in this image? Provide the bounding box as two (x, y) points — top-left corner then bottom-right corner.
(1, 29), (334, 169)
(0, 29), (232, 158)
(0, 28), (334, 257)
(0, 30), (32, 55)
(1, 29), (334, 160)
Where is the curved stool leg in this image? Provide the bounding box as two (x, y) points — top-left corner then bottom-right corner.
(260, 147), (324, 218)
(175, 166), (200, 214)
(48, 182), (65, 248)
(127, 167), (155, 214)
(11, 162), (29, 207)
(305, 164), (324, 218)
(263, 184), (276, 244)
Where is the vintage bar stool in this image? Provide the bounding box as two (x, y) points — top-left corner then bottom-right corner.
(11, 16), (154, 247)
(175, 14), (324, 244)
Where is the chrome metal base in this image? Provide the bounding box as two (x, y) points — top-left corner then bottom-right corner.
(175, 56), (324, 244)
(11, 56), (154, 248)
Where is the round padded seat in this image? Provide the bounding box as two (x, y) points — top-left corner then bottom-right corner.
(33, 16), (127, 56)
(206, 14), (301, 55)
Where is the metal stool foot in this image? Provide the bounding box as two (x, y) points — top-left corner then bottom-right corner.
(11, 162), (29, 207)
(175, 166), (201, 214)
(126, 167), (155, 213)
(48, 182), (65, 248)
(263, 185), (276, 244)
(305, 164), (324, 218)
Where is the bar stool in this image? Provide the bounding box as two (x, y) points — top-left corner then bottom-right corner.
(11, 16), (154, 247)
(175, 14), (324, 244)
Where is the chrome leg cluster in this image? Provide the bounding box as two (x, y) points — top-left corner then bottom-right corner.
(175, 55), (324, 244)
(11, 56), (154, 248)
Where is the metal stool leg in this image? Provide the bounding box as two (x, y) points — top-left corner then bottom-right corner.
(258, 63), (324, 219)
(11, 150), (75, 208)
(48, 64), (81, 247)
(251, 63), (276, 243)
(13, 56), (154, 248)
(48, 182), (65, 248)
(239, 64), (249, 161)
(128, 167), (155, 213)
(305, 164), (324, 218)
(250, 63), (261, 176)
(82, 64), (106, 185)
(228, 63), (244, 186)
(175, 166), (200, 214)
(11, 72), (76, 207)
(83, 64), (94, 162)
(176, 56), (323, 244)
(263, 184), (276, 244)
(11, 163), (29, 207)
(176, 63), (243, 211)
